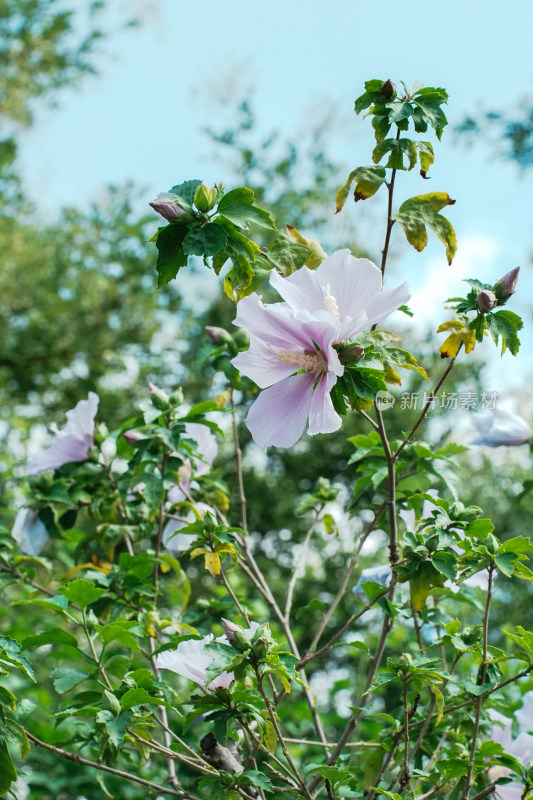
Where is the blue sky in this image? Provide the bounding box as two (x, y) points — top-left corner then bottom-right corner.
(16, 0), (533, 402)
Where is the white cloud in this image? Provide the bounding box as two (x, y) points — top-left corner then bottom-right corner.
(408, 234), (500, 325)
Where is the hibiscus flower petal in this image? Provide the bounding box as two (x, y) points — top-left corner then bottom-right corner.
(234, 293), (314, 350)
(245, 373), (316, 449)
(307, 372), (342, 436)
(232, 336), (300, 388)
(314, 250), (384, 320)
(362, 282), (411, 327)
(270, 265), (326, 314)
(27, 432), (92, 475)
(64, 392), (99, 439)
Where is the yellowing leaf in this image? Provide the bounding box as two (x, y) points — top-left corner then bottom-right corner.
(286, 224), (327, 269)
(437, 320), (476, 358)
(396, 192), (457, 264)
(204, 552), (221, 577)
(63, 561), (112, 579)
(264, 719), (277, 753)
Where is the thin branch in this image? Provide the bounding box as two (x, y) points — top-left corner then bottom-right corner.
(380, 126), (402, 279)
(302, 503), (386, 659)
(297, 587), (389, 669)
(219, 566), (251, 626)
(254, 670), (313, 800)
(231, 389), (247, 531)
(392, 353), (459, 463)
(284, 506), (322, 621)
(24, 728), (195, 799)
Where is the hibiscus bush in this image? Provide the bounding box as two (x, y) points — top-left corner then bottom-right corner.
(2, 79), (533, 800)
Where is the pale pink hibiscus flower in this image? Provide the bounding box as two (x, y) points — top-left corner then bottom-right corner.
(162, 422), (218, 552)
(156, 620), (260, 690)
(488, 694), (533, 800)
(27, 392), (99, 475)
(471, 408), (532, 447)
(231, 250), (409, 448)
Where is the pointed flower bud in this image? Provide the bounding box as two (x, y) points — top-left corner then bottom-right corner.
(205, 326), (234, 346)
(149, 383), (170, 411)
(194, 183), (213, 213)
(149, 193), (186, 221)
(493, 266), (520, 302)
(221, 618), (251, 652)
(475, 289), (496, 313)
(123, 430), (144, 445)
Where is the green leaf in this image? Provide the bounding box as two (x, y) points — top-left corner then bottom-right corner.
(0, 686), (16, 711)
(155, 223), (188, 287)
(96, 709), (132, 749)
(217, 187), (276, 231)
(267, 235), (311, 276)
(431, 551), (456, 581)
(412, 89), (449, 139)
(372, 138), (417, 170)
(335, 166), (387, 212)
(95, 624), (141, 653)
(5, 719), (30, 757)
(0, 739), (17, 793)
(0, 636), (35, 681)
(60, 579), (107, 609)
(494, 553), (516, 577)
(486, 310), (523, 355)
(396, 192), (457, 264)
(120, 687), (157, 710)
(500, 536), (533, 554)
(51, 667), (89, 694)
(168, 179), (202, 210)
(12, 594), (68, 612)
(295, 597), (327, 620)
(182, 222), (228, 257)
(347, 365), (388, 402)
(21, 628), (78, 651)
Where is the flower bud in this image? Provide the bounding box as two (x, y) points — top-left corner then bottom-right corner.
(168, 388), (184, 407)
(336, 342), (365, 365)
(123, 430), (144, 445)
(205, 326), (234, 346)
(493, 266), (520, 302)
(149, 193), (186, 221)
(381, 79), (396, 100)
(475, 289), (496, 313)
(149, 383), (170, 411)
(194, 184), (213, 213)
(221, 618), (251, 652)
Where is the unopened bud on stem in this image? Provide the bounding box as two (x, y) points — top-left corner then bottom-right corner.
(475, 289), (496, 313)
(493, 266), (520, 302)
(149, 194), (186, 221)
(381, 79), (396, 100)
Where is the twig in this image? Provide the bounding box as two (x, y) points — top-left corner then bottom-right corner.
(302, 503), (386, 659)
(284, 506), (322, 621)
(254, 669), (313, 800)
(392, 353), (459, 463)
(380, 127), (401, 279)
(24, 728), (195, 798)
(231, 389), (247, 531)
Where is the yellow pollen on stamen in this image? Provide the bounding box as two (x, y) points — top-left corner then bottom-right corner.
(322, 284), (341, 324)
(278, 349), (323, 372)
